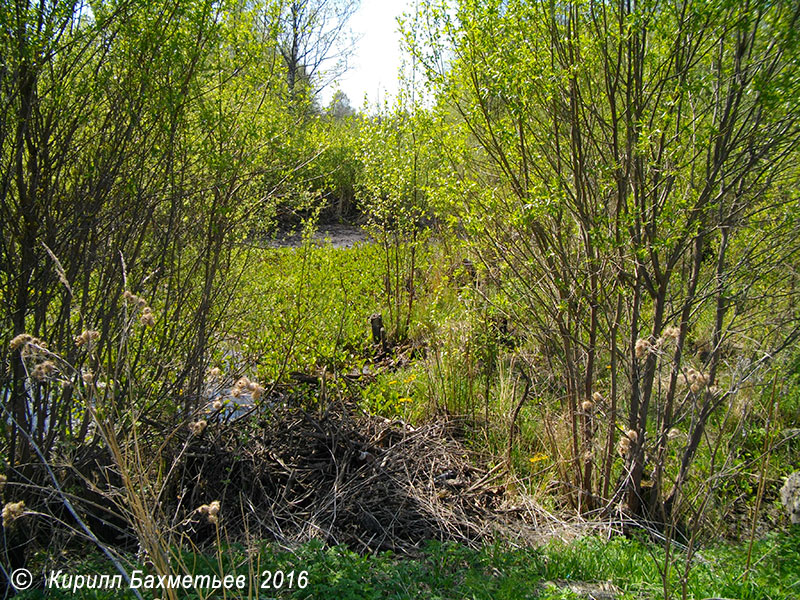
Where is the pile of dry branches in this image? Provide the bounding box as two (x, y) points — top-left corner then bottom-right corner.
(167, 401), (558, 554)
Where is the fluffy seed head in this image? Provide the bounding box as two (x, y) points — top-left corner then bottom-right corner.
(197, 500), (221, 524)
(212, 400), (222, 410)
(0, 473), (6, 493)
(2, 501), (25, 525)
(82, 370), (94, 384)
(189, 420), (207, 435)
(592, 391), (603, 403)
(686, 368), (706, 384)
(635, 339), (651, 359)
(139, 310), (155, 327)
(32, 360), (56, 381)
(236, 377), (250, 389)
(581, 400), (594, 412)
(663, 326), (680, 340)
(75, 330), (100, 348)
(689, 372), (708, 393)
(667, 428), (683, 441)
(10, 334), (33, 351)
(626, 429), (639, 442)
(209, 367), (221, 379)
(251, 384), (264, 400)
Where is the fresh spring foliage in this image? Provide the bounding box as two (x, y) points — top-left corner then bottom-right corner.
(3, 1), (800, 598)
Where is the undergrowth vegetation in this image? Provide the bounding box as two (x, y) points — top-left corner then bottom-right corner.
(13, 530), (800, 599)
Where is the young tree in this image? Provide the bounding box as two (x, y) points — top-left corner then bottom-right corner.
(411, 0), (800, 521)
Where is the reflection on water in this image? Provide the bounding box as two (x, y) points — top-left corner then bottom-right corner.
(266, 224), (367, 249)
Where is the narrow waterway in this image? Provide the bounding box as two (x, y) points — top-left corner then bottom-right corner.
(267, 224), (367, 249)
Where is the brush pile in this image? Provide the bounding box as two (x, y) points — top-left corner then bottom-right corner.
(170, 401), (549, 554)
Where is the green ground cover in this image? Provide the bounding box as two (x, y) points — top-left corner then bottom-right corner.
(17, 529), (800, 599)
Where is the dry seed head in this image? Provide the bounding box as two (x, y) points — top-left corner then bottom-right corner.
(209, 367), (221, 379)
(82, 370), (94, 384)
(10, 334), (33, 351)
(0, 473), (6, 494)
(124, 291), (148, 310)
(236, 377), (250, 389)
(75, 330), (100, 347)
(581, 400), (594, 412)
(635, 339), (651, 359)
(212, 400), (223, 410)
(197, 501), (220, 525)
(251, 384), (264, 400)
(667, 428), (683, 441)
(189, 420), (207, 435)
(32, 360), (56, 381)
(139, 310), (155, 327)
(231, 387), (242, 398)
(592, 391), (603, 403)
(19, 337), (47, 360)
(690, 372), (708, 393)
(2, 500), (25, 525)
(617, 437), (631, 457)
(663, 326), (680, 340)
(626, 429), (638, 442)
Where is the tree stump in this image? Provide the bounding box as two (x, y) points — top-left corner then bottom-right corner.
(370, 313), (387, 355)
